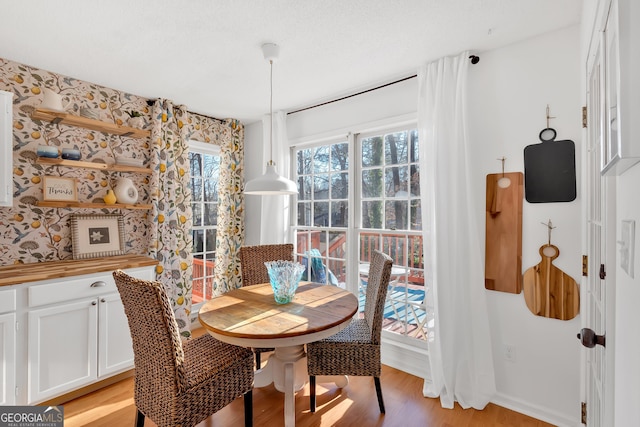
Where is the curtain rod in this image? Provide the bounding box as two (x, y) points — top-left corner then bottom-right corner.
(145, 99), (226, 124)
(287, 54), (480, 116)
(287, 74), (416, 116)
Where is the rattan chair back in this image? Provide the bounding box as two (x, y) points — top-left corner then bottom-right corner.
(239, 244), (294, 286)
(112, 269), (254, 427)
(363, 250), (393, 345)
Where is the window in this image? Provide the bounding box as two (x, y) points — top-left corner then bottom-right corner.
(295, 140), (349, 288)
(357, 128), (426, 340)
(189, 140), (221, 310)
(292, 125), (427, 340)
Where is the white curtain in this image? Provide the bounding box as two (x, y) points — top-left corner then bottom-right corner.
(260, 111), (294, 244)
(418, 52), (496, 409)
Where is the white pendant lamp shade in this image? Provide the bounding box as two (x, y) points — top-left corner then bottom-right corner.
(244, 43), (298, 196)
(244, 162), (298, 195)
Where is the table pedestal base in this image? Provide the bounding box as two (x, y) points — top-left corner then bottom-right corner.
(254, 345), (348, 427)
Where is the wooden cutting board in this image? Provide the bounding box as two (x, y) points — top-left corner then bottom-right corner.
(523, 244), (579, 320)
(484, 172), (523, 293)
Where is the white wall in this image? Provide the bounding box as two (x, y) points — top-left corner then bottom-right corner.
(245, 25), (583, 426)
(468, 26), (582, 426)
(614, 164), (640, 425)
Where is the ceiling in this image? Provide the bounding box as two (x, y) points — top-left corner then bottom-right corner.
(1, 0), (582, 124)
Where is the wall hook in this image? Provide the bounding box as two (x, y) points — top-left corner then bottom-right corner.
(546, 104), (556, 129)
(496, 157), (511, 188)
(539, 105), (557, 142)
(541, 219), (557, 245)
(497, 157), (506, 177)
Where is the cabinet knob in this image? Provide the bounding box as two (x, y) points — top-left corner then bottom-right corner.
(90, 281), (107, 288)
(101, 298), (106, 303)
(91, 301), (97, 306)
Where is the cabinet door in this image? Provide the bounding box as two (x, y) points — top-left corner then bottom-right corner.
(0, 313), (16, 405)
(28, 299), (98, 404)
(0, 90), (12, 207)
(98, 293), (134, 376)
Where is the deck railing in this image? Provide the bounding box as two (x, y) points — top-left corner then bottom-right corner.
(192, 257), (215, 304)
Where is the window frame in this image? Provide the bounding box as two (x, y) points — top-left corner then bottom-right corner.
(188, 139), (221, 313)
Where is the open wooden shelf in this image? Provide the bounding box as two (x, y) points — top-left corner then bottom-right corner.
(36, 200), (152, 210)
(36, 157), (152, 175)
(31, 108), (150, 139)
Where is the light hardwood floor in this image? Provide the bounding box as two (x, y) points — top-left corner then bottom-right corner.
(61, 363), (554, 427)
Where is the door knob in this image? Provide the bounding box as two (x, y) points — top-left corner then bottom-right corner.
(577, 328), (605, 348)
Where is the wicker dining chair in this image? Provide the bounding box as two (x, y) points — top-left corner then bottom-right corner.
(239, 243), (294, 367)
(306, 250), (393, 414)
(112, 270), (254, 427)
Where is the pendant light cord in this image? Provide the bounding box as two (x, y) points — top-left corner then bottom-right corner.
(268, 59), (274, 166)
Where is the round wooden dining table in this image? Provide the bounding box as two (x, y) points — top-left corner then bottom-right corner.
(198, 281), (358, 427)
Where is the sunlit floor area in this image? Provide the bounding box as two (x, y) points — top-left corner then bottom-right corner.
(62, 364), (554, 427)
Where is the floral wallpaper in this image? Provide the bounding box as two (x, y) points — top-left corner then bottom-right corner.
(0, 57), (245, 323)
(0, 57), (151, 263)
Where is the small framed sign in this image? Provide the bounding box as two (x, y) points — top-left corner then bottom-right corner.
(42, 176), (77, 201)
(70, 214), (125, 259)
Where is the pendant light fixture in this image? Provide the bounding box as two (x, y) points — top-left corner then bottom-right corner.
(244, 43), (298, 196)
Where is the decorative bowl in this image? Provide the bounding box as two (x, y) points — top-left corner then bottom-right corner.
(61, 148), (81, 160)
(36, 145), (59, 158)
(265, 260), (306, 304)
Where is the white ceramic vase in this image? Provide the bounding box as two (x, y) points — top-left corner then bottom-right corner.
(114, 177), (139, 204)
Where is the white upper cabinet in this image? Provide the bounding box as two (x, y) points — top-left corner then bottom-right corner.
(0, 90), (12, 206)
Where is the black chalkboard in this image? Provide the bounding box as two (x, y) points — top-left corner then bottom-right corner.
(523, 128), (576, 203)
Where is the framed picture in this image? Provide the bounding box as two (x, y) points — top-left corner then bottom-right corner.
(70, 214), (125, 259)
(42, 176), (77, 201)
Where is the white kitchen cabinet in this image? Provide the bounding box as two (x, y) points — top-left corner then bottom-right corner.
(0, 288), (16, 405)
(28, 298), (98, 403)
(0, 90), (12, 207)
(25, 265), (153, 404)
(98, 292), (135, 376)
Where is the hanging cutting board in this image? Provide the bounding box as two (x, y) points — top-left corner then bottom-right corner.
(523, 244), (579, 320)
(484, 172), (523, 293)
(523, 129), (576, 203)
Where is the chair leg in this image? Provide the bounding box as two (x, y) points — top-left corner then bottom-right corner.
(255, 351), (261, 369)
(244, 389), (253, 427)
(310, 375), (317, 413)
(135, 409), (145, 427)
(374, 377), (385, 414)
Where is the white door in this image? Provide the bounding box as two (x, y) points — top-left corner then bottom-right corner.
(98, 293), (134, 376)
(583, 19), (614, 426)
(28, 299), (98, 403)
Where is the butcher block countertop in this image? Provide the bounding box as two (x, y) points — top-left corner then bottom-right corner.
(0, 255), (158, 286)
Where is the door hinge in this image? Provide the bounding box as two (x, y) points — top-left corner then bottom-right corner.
(600, 264), (606, 280)
(582, 106), (588, 128)
(582, 255), (588, 277)
(581, 401), (587, 424)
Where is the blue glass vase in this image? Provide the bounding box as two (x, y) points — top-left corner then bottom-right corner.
(265, 260), (306, 304)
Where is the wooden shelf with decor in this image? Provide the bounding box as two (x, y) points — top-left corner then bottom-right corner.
(36, 157), (152, 175)
(35, 200), (152, 210)
(31, 108), (150, 139)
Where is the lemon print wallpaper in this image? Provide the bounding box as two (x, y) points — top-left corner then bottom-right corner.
(0, 57), (245, 334)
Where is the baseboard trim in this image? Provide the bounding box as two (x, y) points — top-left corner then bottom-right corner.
(39, 370), (134, 406)
(491, 392), (580, 427)
(381, 335), (429, 379)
